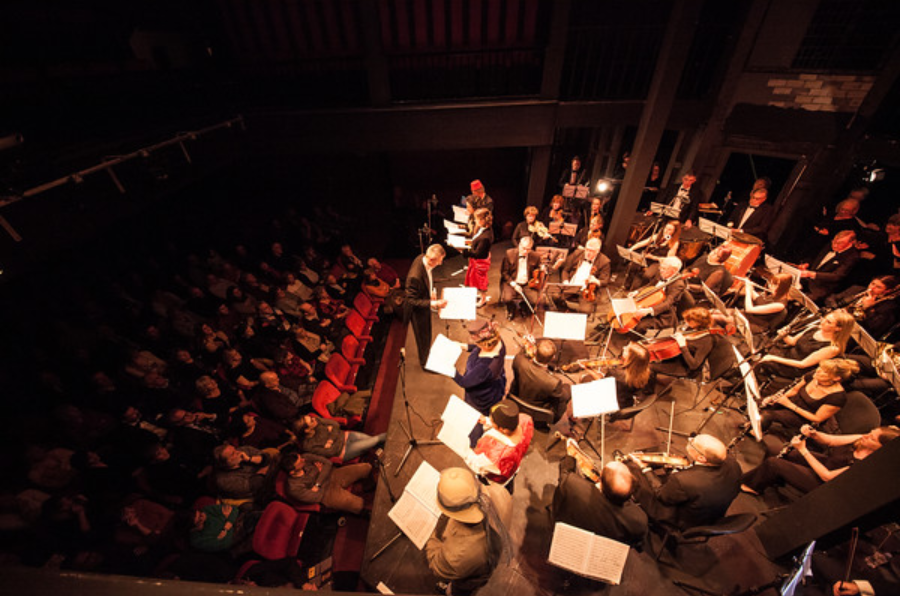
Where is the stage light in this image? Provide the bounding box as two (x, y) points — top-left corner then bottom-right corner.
(596, 180), (611, 193)
(869, 168), (885, 183)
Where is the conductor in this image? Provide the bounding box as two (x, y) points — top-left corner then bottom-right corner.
(404, 244), (448, 367)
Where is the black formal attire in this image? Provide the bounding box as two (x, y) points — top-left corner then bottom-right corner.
(826, 286), (899, 339)
(552, 456), (648, 547)
(499, 248), (541, 317)
(558, 167), (590, 189)
(404, 255), (436, 367)
(688, 253), (733, 297)
(574, 226), (603, 249)
(630, 456), (742, 530)
(725, 201), (775, 241)
(657, 183), (706, 225)
(510, 353), (571, 421)
(553, 248), (611, 313)
(650, 334), (714, 379)
(633, 273), (688, 333)
(805, 245), (861, 303)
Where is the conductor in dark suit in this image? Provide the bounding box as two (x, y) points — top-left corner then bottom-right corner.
(628, 434), (741, 530)
(500, 236), (542, 320)
(725, 187), (774, 241)
(799, 230), (861, 303)
(510, 338), (571, 421)
(404, 244), (448, 367)
(656, 172), (706, 227)
(553, 457), (648, 546)
(551, 237), (611, 314)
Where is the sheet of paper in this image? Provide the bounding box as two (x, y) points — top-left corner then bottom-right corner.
(732, 310), (755, 354)
(404, 460), (442, 512)
(447, 234), (469, 250)
(548, 523), (630, 585)
(732, 345), (762, 441)
(616, 245), (646, 267)
(701, 282), (728, 316)
(544, 311), (587, 341)
(548, 220), (563, 235)
(609, 297), (637, 326)
(440, 286), (477, 320)
(451, 204), (468, 224)
(425, 333), (463, 377)
(562, 223), (578, 236)
(437, 395), (482, 459)
(388, 490), (440, 550)
(570, 377), (619, 418)
(698, 217), (732, 240)
(650, 202), (680, 219)
(444, 219), (465, 233)
(376, 582), (394, 594)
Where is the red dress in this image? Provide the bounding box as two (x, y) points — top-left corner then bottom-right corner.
(473, 414), (534, 483)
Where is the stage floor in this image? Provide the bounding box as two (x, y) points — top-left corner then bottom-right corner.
(361, 244), (788, 596)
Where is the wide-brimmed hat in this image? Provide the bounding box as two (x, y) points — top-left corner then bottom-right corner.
(436, 467), (483, 524)
(467, 318), (498, 343)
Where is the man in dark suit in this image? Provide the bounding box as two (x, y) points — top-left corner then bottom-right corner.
(800, 230), (861, 303)
(552, 237), (611, 314)
(725, 187), (774, 241)
(553, 457), (648, 546)
(404, 244), (448, 367)
(628, 434), (741, 530)
(631, 256), (688, 333)
(656, 172), (706, 228)
(500, 236), (542, 320)
(510, 338), (571, 421)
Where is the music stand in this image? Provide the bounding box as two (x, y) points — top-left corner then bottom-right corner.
(570, 377), (620, 466)
(698, 217), (732, 241)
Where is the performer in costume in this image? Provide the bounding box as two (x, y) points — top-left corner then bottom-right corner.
(453, 319), (507, 416)
(463, 208), (494, 308)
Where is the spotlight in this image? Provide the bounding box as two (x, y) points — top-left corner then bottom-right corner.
(868, 168), (885, 183)
(596, 180), (611, 193)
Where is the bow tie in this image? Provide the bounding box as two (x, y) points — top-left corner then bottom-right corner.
(747, 206), (757, 210)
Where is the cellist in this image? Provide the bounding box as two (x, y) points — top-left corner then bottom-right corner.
(500, 236), (542, 320)
(649, 307), (717, 382)
(625, 256), (688, 334)
(552, 237), (611, 314)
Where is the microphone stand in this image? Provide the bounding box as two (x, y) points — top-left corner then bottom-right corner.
(393, 348), (441, 476)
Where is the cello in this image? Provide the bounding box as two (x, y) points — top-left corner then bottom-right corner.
(608, 269), (697, 334)
(640, 325), (736, 362)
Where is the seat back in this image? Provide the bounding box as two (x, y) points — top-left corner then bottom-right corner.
(342, 334), (365, 362)
(325, 353), (354, 387)
(312, 380), (342, 419)
(345, 309), (371, 339)
(253, 501), (308, 560)
(354, 292), (377, 319)
(507, 393), (554, 427)
(835, 391), (880, 434)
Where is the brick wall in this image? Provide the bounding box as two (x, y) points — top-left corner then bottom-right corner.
(766, 74), (875, 112)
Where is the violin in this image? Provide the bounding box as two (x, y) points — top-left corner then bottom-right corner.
(582, 281), (599, 302)
(640, 325), (737, 362)
(528, 264), (547, 290)
(607, 269), (697, 334)
(528, 221), (555, 242)
(561, 357), (622, 373)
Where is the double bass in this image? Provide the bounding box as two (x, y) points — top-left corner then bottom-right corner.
(607, 269), (697, 334)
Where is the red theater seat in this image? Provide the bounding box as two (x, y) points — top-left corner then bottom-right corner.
(325, 353), (358, 393)
(252, 501), (309, 560)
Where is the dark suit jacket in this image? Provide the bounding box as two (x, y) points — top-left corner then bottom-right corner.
(500, 249), (541, 284)
(510, 353), (571, 418)
(561, 249), (611, 287)
(645, 273), (687, 317)
(553, 457), (648, 546)
(807, 245), (861, 301)
(725, 201), (775, 240)
(404, 255), (435, 364)
(657, 183), (706, 225)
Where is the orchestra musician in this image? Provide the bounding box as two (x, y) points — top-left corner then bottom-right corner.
(655, 172), (705, 228)
(552, 237), (611, 314)
(798, 230), (861, 303)
(466, 400), (534, 486)
(453, 319), (507, 416)
(649, 307), (721, 382)
(758, 311), (855, 382)
(467, 179), (494, 213)
(626, 434), (741, 530)
(629, 256), (688, 333)
(510, 338), (572, 423)
(741, 424), (899, 497)
(499, 236), (541, 321)
(511, 206), (554, 248)
(574, 214), (605, 249)
(462, 208), (494, 308)
(738, 272), (793, 334)
(609, 342), (656, 410)
(629, 219), (681, 290)
(825, 275), (899, 339)
(725, 187), (774, 241)
(759, 358), (860, 439)
(542, 194), (574, 246)
(686, 245), (734, 298)
(558, 155), (590, 189)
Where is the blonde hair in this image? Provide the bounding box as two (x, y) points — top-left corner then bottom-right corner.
(826, 311), (855, 353)
(524, 206), (538, 218)
(817, 358), (860, 382)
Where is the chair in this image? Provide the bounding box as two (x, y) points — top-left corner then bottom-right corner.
(345, 310), (374, 343)
(312, 380), (362, 427)
(253, 501), (310, 560)
(325, 353), (358, 393)
(835, 391), (880, 434)
(608, 393), (659, 431)
(353, 292), (380, 323)
(655, 513), (757, 561)
(341, 334), (367, 367)
(507, 393), (555, 428)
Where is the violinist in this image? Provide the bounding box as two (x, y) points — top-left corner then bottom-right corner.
(552, 237), (611, 314)
(511, 206), (554, 247)
(649, 307), (717, 381)
(510, 338), (572, 422)
(500, 236), (541, 321)
(610, 342), (656, 411)
(542, 194), (574, 246)
(629, 256), (688, 334)
(629, 219), (681, 290)
(574, 214), (605, 249)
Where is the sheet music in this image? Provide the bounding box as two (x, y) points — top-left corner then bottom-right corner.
(562, 223), (578, 237)
(444, 219), (465, 234)
(440, 287), (477, 320)
(609, 297), (637, 327)
(733, 346), (762, 441)
(562, 184), (577, 198)
(535, 246), (569, 266)
(733, 310), (756, 354)
(698, 217), (732, 240)
(764, 255), (802, 287)
(437, 395), (483, 460)
(446, 234), (469, 250)
(616, 245), (647, 267)
(548, 523), (630, 585)
(425, 333), (463, 377)
(701, 282), (729, 316)
(387, 461), (442, 550)
(451, 204), (468, 224)
(548, 220), (563, 235)
(570, 377), (619, 419)
(544, 312), (588, 341)
(650, 202), (681, 219)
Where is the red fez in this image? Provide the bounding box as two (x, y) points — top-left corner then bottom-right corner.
(470, 179), (484, 192)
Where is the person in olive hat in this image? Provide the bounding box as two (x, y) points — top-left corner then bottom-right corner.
(425, 467), (512, 594)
